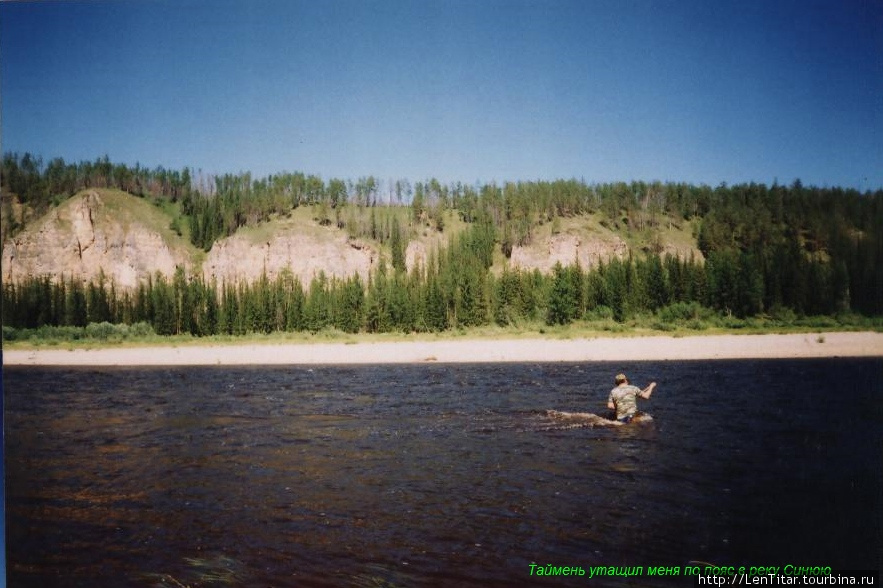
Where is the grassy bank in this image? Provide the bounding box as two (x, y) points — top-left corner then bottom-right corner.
(3, 312), (881, 351)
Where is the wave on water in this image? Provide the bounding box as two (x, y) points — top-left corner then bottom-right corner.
(537, 409), (653, 431)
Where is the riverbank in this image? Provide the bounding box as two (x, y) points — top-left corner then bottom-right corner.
(3, 331), (882, 366)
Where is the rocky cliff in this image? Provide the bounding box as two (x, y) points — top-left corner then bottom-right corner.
(2, 189), (385, 288)
(2, 189), (702, 288)
(202, 222), (378, 285)
(2, 190), (190, 288)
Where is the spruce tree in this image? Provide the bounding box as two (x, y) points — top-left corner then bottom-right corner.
(151, 274), (176, 335)
(304, 272), (330, 333)
(390, 217), (406, 273)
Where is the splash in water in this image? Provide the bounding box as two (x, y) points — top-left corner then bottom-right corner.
(541, 409), (653, 430)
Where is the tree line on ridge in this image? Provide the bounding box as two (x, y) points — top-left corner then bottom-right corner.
(2, 152), (881, 337)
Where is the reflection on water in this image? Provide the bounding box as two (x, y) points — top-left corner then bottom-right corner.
(5, 359), (882, 586)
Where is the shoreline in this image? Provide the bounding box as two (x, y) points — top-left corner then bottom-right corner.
(3, 332), (882, 366)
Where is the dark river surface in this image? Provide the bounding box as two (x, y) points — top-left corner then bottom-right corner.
(4, 359), (882, 587)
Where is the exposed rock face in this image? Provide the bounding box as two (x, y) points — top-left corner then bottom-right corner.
(2, 190), (186, 288)
(2, 189), (702, 290)
(203, 226), (378, 285)
(405, 240), (429, 271)
(509, 232), (629, 273)
(404, 230), (448, 272)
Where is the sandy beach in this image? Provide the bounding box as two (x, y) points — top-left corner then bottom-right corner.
(3, 332), (882, 366)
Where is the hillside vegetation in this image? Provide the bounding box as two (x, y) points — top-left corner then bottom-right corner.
(2, 153), (882, 339)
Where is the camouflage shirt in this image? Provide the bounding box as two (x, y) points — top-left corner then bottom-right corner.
(608, 384), (642, 420)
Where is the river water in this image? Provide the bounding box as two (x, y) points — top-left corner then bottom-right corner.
(4, 359), (882, 587)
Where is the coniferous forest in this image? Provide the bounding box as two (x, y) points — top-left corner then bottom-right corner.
(2, 153), (882, 339)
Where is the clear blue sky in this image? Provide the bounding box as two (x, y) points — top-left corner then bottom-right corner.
(2, 0), (881, 190)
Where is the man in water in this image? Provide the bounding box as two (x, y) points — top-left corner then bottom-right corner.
(607, 373), (656, 423)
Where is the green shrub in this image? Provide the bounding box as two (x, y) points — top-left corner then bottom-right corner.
(129, 322), (155, 338)
(657, 302), (715, 328)
(658, 302), (697, 323)
(85, 322), (116, 340)
(797, 315), (839, 329)
(35, 325), (84, 340)
(718, 315), (747, 329)
(3, 321), (160, 343)
(768, 305), (797, 325)
(585, 305), (615, 321)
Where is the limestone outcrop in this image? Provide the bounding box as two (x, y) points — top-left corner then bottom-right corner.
(508, 232), (629, 273)
(203, 226), (378, 285)
(2, 189), (701, 290)
(2, 190), (188, 288)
